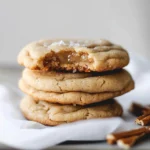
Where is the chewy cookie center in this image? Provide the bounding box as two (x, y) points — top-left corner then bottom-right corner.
(42, 51), (94, 71)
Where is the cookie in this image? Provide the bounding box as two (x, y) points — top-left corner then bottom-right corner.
(18, 39), (129, 72)
(20, 96), (123, 126)
(22, 69), (133, 93)
(19, 79), (134, 105)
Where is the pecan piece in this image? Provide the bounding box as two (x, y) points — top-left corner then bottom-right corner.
(129, 102), (150, 117)
(117, 133), (146, 149)
(135, 110), (150, 126)
(106, 127), (149, 144)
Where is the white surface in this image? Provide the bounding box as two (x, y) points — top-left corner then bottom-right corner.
(0, 0), (150, 65)
(0, 53), (150, 149)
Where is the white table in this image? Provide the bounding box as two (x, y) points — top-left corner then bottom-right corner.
(0, 66), (150, 150)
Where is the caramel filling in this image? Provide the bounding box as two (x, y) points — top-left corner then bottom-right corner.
(42, 51), (93, 69)
(58, 51), (92, 63)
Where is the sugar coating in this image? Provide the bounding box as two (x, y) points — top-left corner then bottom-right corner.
(44, 40), (86, 49)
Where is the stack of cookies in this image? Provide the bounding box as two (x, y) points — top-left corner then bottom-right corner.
(18, 39), (134, 126)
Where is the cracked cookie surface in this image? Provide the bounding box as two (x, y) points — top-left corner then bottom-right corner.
(19, 78), (134, 105)
(22, 69), (133, 93)
(20, 96), (123, 126)
(18, 39), (129, 72)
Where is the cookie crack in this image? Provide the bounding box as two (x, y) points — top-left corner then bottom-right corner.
(100, 80), (106, 88)
(55, 76), (65, 81)
(79, 95), (85, 105)
(56, 82), (63, 91)
(85, 108), (90, 119)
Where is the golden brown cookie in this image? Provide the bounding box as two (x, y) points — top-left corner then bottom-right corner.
(20, 96), (123, 126)
(18, 39), (129, 72)
(22, 69), (133, 93)
(19, 79), (134, 105)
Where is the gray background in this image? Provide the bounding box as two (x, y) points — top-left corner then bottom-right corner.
(0, 0), (150, 65)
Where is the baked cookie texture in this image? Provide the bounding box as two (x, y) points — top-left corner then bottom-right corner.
(17, 38), (134, 126)
(18, 39), (129, 72)
(20, 96), (123, 126)
(22, 69), (133, 93)
(19, 78), (134, 105)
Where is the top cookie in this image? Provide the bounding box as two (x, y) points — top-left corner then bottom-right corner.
(18, 39), (129, 72)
